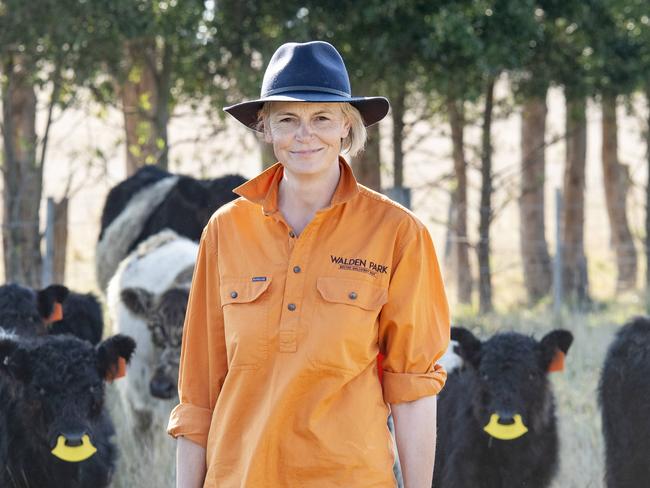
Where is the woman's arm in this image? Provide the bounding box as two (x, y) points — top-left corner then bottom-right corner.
(176, 436), (207, 488)
(390, 395), (437, 488)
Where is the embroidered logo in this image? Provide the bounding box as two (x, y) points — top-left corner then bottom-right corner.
(330, 255), (389, 277)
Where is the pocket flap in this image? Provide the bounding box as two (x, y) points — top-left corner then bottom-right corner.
(317, 277), (388, 311)
(221, 277), (272, 306)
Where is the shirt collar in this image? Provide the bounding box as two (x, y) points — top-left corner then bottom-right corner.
(233, 156), (361, 214)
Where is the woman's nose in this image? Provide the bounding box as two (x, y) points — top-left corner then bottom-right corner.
(295, 120), (313, 139)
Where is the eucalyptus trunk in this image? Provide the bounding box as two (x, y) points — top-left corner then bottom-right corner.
(391, 85), (406, 188)
(259, 140), (277, 170)
(520, 91), (552, 303)
(562, 93), (589, 305)
(1, 55), (42, 286)
(478, 76), (496, 313)
(447, 97), (472, 304)
(351, 124), (381, 191)
(645, 88), (650, 306)
(601, 94), (637, 290)
(121, 38), (171, 175)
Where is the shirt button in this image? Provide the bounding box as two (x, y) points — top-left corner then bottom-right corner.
(289, 230), (296, 238)
(293, 266), (301, 273)
(349, 291), (357, 300)
(231, 291), (238, 299)
(287, 303), (296, 311)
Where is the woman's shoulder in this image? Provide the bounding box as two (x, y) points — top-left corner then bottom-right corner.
(355, 184), (426, 232)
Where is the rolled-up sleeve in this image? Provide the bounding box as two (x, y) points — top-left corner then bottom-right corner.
(167, 218), (227, 447)
(378, 220), (450, 404)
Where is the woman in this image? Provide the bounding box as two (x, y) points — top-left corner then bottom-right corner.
(167, 41), (450, 488)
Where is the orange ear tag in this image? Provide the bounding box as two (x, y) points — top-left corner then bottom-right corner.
(106, 357), (127, 383)
(548, 350), (565, 373)
(44, 302), (63, 325)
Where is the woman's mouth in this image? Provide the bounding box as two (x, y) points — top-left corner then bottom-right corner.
(290, 148), (322, 155)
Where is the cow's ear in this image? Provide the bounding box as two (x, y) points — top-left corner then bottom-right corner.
(97, 334), (136, 382)
(451, 327), (482, 369)
(539, 329), (573, 373)
(37, 284), (69, 324)
(120, 288), (153, 317)
(0, 339), (31, 382)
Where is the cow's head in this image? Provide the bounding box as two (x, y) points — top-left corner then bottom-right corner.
(452, 327), (573, 441)
(0, 334), (135, 462)
(120, 287), (187, 400)
(0, 283), (68, 336)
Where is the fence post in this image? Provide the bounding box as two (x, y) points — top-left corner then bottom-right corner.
(553, 188), (563, 317)
(41, 197), (55, 287)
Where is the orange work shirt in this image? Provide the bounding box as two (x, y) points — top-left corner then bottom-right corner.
(167, 157), (450, 487)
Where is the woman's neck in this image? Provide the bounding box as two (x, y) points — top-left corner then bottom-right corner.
(278, 160), (341, 235)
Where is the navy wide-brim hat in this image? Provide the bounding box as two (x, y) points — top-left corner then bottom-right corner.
(224, 41), (390, 131)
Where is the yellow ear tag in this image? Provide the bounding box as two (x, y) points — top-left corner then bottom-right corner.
(51, 434), (97, 462)
(483, 413), (528, 440)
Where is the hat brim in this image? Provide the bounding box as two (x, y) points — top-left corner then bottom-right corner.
(224, 92), (390, 131)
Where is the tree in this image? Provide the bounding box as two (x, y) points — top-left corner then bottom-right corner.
(591, 0), (642, 291)
(0, 0), (109, 286)
(97, 0), (212, 175)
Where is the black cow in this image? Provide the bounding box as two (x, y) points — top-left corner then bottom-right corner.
(600, 316), (650, 488)
(50, 291), (104, 345)
(0, 333), (135, 488)
(433, 327), (573, 488)
(96, 166), (245, 290)
(0, 283), (104, 345)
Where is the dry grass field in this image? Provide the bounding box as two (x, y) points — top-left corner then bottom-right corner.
(1, 83), (648, 486)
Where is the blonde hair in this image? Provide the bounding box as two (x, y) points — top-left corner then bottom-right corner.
(256, 102), (367, 158)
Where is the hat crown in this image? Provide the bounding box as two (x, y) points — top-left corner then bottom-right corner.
(261, 41), (352, 98)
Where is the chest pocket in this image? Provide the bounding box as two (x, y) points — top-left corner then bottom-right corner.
(220, 277), (272, 370)
(308, 277), (388, 374)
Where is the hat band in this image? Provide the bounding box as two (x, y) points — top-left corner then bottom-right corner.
(263, 85), (351, 98)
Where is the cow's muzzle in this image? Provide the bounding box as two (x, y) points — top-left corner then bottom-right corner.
(51, 431), (97, 462)
(483, 413), (528, 440)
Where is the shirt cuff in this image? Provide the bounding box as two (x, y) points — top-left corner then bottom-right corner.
(167, 402), (213, 448)
(382, 363), (447, 404)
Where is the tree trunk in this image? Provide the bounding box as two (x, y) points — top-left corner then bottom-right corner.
(391, 85), (405, 188)
(561, 92), (589, 306)
(602, 94), (637, 290)
(259, 140), (277, 170)
(447, 97), (472, 304)
(121, 38), (169, 175)
(1, 55), (42, 287)
(645, 87), (650, 306)
(53, 197), (68, 284)
(520, 92), (552, 303)
(351, 124), (381, 191)
(478, 76), (496, 313)
(562, 93), (589, 305)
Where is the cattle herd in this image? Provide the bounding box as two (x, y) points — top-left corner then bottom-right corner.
(0, 166), (649, 487)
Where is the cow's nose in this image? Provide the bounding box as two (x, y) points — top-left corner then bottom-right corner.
(60, 430), (86, 447)
(150, 377), (175, 399)
(497, 412), (515, 425)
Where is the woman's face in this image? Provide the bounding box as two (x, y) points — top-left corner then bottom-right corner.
(264, 102), (350, 177)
